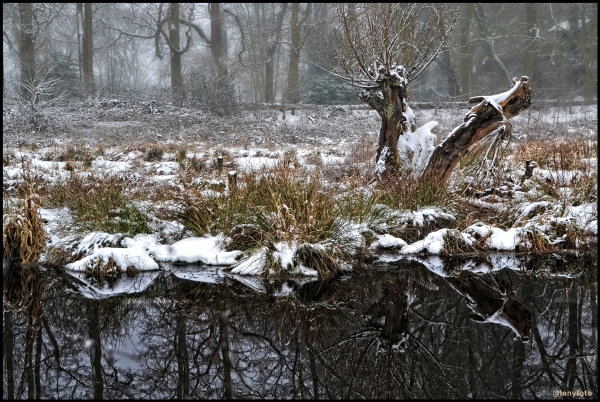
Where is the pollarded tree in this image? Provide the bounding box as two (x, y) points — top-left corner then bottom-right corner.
(329, 3), (456, 179)
(323, 3), (531, 185)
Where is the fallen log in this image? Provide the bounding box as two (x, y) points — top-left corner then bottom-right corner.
(423, 76), (532, 185)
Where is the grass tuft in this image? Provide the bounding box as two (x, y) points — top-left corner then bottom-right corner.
(43, 171), (151, 235)
(3, 185), (46, 267)
(294, 243), (344, 279)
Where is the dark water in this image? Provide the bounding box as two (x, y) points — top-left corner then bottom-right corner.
(3, 253), (598, 399)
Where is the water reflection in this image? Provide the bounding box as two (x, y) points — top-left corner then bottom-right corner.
(2, 253), (597, 399)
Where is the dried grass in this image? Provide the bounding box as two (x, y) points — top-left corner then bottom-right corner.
(3, 186), (46, 267)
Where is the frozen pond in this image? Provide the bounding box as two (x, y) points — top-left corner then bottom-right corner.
(2, 253), (597, 399)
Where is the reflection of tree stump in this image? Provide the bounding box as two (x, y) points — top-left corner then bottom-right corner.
(446, 271), (532, 340)
(367, 279), (411, 347)
(381, 296), (411, 344)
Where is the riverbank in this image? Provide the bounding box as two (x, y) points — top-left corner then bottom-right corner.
(3, 100), (597, 285)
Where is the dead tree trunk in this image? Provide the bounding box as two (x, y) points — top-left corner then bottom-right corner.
(423, 76), (532, 185)
(361, 69), (413, 179)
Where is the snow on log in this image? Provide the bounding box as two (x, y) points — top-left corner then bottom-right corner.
(423, 76), (532, 184)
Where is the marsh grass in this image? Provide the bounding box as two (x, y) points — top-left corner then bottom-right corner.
(335, 191), (390, 229)
(380, 173), (453, 212)
(513, 138), (598, 172)
(80, 255), (140, 288)
(43, 171), (151, 235)
(144, 145), (164, 161)
(517, 227), (551, 253)
(181, 165), (340, 245)
(295, 243), (344, 278)
(226, 224), (273, 252)
(3, 183), (46, 267)
(54, 143), (95, 168)
(442, 229), (484, 255)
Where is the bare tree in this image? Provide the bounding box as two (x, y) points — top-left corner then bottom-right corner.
(100, 3), (193, 106)
(320, 3), (456, 179)
(77, 3), (96, 97)
(314, 3), (533, 185)
(265, 3), (288, 104)
(283, 3), (312, 105)
(227, 3), (288, 104)
(18, 3), (36, 100)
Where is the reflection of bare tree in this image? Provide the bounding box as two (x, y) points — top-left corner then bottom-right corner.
(2, 265), (45, 399)
(366, 278), (411, 349)
(2, 256), (596, 399)
(3, 311), (15, 399)
(446, 270), (532, 340)
(511, 338), (525, 398)
(174, 310), (190, 399)
(219, 310), (233, 399)
(87, 302), (104, 399)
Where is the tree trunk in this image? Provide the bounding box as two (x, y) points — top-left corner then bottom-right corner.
(423, 76), (532, 185)
(362, 74), (411, 178)
(82, 3), (96, 97)
(581, 4), (597, 101)
(264, 3), (288, 104)
(209, 3), (228, 85)
(523, 4), (537, 83)
(459, 4), (473, 101)
(473, 4), (512, 88)
(265, 50), (275, 104)
(439, 45), (461, 99)
(169, 3), (185, 106)
(19, 2), (35, 100)
(284, 3), (305, 105)
(209, 3), (233, 114)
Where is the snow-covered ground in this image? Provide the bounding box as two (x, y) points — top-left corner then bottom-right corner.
(3, 100), (597, 296)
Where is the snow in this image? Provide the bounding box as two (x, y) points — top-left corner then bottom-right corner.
(230, 247), (268, 275)
(234, 156), (279, 171)
(65, 243), (159, 272)
(3, 102), (597, 297)
(152, 236), (242, 265)
(396, 208), (456, 227)
(370, 234), (408, 250)
(536, 169), (580, 186)
(486, 227), (520, 251)
(400, 229), (449, 254)
(483, 76), (524, 106)
(92, 157), (132, 173)
(398, 120), (438, 177)
(274, 242), (296, 270)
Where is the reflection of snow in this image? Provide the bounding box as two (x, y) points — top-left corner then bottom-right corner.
(65, 269), (160, 299)
(169, 265), (225, 284)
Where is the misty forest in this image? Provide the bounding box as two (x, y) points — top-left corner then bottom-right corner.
(2, 3), (598, 400)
